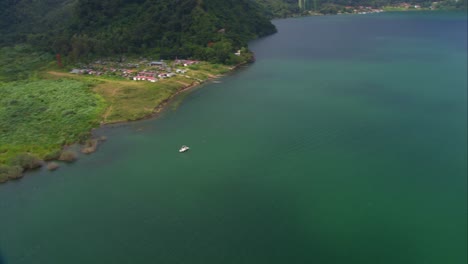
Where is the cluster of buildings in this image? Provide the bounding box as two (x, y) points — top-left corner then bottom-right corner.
(70, 59), (198, 83)
(344, 6), (384, 14)
(298, 0), (432, 14)
(397, 3), (422, 9)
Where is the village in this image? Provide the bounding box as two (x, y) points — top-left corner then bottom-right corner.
(338, 2), (439, 15)
(342, 6), (385, 14)
(70, 58), (200, 83)
(341, 6), (385, 14)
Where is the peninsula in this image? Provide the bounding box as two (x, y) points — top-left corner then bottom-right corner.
(0, 0), (466, 182)
(0, 0), (273, 182)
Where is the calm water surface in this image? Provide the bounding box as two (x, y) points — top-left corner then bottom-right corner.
(0, 12), (466, 264)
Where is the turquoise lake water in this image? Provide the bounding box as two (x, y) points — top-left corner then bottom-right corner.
(0, 12), (466, 264)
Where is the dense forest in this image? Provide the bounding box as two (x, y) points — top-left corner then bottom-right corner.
(255, 0), (301, 17)
(0, 0), (466, 63)
(0, 0), (276, 64)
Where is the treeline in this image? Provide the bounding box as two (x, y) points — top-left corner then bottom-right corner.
(0, 0), (276, 64)
(434, 0), (468, 9)
(1, 0), (465, 64)
(255, 0), (301, 18)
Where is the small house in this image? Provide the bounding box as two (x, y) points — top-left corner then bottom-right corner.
(148, 61), (166, 67)
(70, 69), (82, 74)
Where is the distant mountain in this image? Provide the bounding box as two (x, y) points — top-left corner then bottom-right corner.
(0, 0), (276, 64)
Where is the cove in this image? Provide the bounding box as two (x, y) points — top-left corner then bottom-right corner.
(0, 12), (467, 264)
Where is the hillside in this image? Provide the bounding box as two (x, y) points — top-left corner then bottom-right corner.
(2, 0), (465, 62)
(0, 0), (276, 64)
(0, 0), (77, 46)
(255, 0), (300, 18)
(0, 0), (278, 182)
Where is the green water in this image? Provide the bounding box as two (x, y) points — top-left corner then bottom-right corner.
(0, 12), (466, 264)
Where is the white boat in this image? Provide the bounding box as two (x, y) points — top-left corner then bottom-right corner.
(179, 145), (190, 153)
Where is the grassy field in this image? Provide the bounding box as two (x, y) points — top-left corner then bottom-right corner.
(0, 79), (105, 182)
(0, 56), (231, 182)
(0, 80), (105, 160)
(44, 62), (230, 123)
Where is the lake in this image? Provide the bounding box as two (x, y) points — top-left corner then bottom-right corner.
(0, 12), (466, 264)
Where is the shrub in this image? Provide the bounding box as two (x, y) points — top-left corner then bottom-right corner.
(59, 150), (77, 162)
(47, 162), (60, 171)
(0, 165), (24, 183)
(9, 153), (43, 170)
(81, 139), (98, 154)
(0, 166), (9, 183)
(8, 166), (24, 180)
(44, 150), (61, 161)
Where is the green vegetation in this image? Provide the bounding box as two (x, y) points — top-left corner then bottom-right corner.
(0, 45), (53, 82)
(1, 0), (464, 184)
(434, 0), (468, 10)
(2, 0), (463, 63)
(0, 33), (236, 182)
(0, 0), (270, 182)
(10, 153), (43, 170)
(1, 0), (275, 63)
(0, 42), (232, 183)
(59, 151), (78, 162)
(255, 0), (300, 18)
(0, 79), (105, 172)
(44, 62), (231, 124)
(0, 165), (23, 183)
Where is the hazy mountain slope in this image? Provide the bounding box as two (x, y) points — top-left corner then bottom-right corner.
(0, 0), (276, 63)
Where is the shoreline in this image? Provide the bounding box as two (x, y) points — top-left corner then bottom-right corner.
(99, 61), (248, 126)
(0, 61), (249, 184)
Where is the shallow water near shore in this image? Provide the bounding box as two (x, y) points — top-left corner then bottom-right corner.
(0, 12), (466, 264)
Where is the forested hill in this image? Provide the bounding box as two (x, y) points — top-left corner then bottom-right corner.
(254, 0), (300, 18)
(2, 0), (465, 63)
(0, 0), (276, 64)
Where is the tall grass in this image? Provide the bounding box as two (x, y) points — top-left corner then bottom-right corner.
(0, 79), (105, 166)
